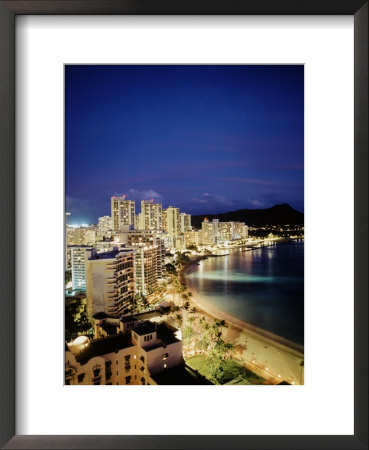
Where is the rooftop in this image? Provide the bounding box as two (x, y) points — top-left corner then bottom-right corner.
(75, 333), (133, 365)
(120, 315), (139, 323)
(93, 312), (114, 320)
(156, 322), (180, 346)
(142, 322), (180, 351)
(133, 321), (156, 336)
(88, 248), (135, 261)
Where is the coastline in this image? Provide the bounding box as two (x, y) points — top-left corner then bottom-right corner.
(184, 266), (304, 357)
(179, 238), (304, 359)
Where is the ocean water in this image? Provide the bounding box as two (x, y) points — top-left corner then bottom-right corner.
(186, 241), (304, 345)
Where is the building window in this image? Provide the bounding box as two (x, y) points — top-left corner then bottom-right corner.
(164, 363), (167, 369)
(162, 353), (169, 360)
(93, 368), (100, 378)
(125, 376), (131, 384)
(77, 373), (85, 383)
(140, 355), (145, 363)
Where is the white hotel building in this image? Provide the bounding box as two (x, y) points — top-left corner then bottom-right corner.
(65, 317), (184, 386)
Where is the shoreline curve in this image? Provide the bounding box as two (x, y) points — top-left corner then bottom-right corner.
(181, 251), (304, 358)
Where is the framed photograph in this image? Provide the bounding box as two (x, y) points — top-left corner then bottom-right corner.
(0, 1), (367, 449)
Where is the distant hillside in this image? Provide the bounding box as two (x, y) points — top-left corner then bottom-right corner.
(191, 204), (304, 228)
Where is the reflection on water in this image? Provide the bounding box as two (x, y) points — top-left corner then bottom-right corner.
(187, 242), (304, 345)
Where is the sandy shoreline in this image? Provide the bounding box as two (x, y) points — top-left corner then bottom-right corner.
(180, 246), (304, 359)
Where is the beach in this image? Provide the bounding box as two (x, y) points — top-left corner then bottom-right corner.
(180, 250), (305, 385)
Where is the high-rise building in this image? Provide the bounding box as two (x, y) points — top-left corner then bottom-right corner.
(185, 230), (202, 247)
(97, 216), (112, 238)
(218, 222), (234, 242)
(86, 249), (135, 319)
(162, 209), (167, 231)
(134, 245), (159, 296)
(112, 229), (165, 280)
(180, 213), (191, 233)
(165, 206), (181, 236)
(111, 196), (135, 231)
(201, 219), (218, 245)
(138, 200), (162, 231)
(84, 229), (96, 246)
(233, 222), (248, 239)
(70, 246), (94, 291)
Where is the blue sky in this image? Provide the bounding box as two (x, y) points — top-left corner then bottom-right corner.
(65, 65), (304, 224)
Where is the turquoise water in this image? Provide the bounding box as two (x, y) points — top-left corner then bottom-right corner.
(186, 241), (304, 345)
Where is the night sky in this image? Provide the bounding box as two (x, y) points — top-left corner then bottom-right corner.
(65, 65), (304, 225)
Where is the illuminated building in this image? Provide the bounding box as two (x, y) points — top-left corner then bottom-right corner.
(185, 230), (202, 247)
(134, 245), (159, 296)
(86, 249), (135, 320)
(218, 222), (234, 242)
(164, 206), (181, 236)
(162, 209), (167, 231)
(201, 219), (218, 245)
(70, 246), (94, 291)
(111, 196), (135, 231)
(111, 229), (166, 280)
(233, 222), (249, 239)
(97, 216), (112, 238)
(138, 200), (162, 231)
(180, 213), (191, 232)
(84, 228), (96, 246)
(65, 318), (184, 386)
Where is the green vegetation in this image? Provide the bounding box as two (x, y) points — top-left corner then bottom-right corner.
(175, 252), (191, 266)
(186, 355), (265, 385)
(165, 263), (177, 275)
(65, 297), (91, 342)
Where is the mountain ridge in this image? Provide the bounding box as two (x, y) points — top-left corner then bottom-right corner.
(191, 203), (304, 228)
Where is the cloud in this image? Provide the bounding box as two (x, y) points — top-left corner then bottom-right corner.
(113, 189), (163, 202)
(247, 198), (265, 207)
(218, 177), (301, 187)
(192, 192), (234, 208)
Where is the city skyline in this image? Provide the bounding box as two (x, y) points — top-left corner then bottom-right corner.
(66, 65), (304, 224)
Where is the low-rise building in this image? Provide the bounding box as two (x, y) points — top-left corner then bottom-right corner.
(65, 319), (183, 385)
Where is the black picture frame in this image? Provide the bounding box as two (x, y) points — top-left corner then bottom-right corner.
(0, 1), (367, 449)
